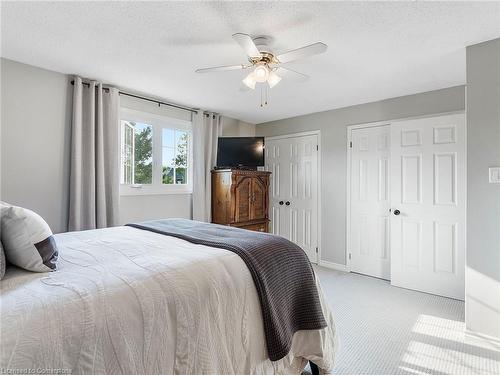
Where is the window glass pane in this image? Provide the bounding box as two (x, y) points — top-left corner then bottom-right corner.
(121, 120), (153, 185)
(162, 128), (189, 185)
(162, 146), (175, 185)
(162, 128), (175, 148)
(162, 166), (174, 184)
(121, 121), (134, 184)
(162, 147), (175, 167)
(133, 122), (153, 184)
(175, 130), (188, 168)
(175, 167), (187, 184)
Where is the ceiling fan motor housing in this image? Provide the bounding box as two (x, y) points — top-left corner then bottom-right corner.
(253, 36), (271, 52)
(251, 36), (278, 65)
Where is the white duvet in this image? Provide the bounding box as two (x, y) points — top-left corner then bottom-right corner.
(1, 226), (336, 374)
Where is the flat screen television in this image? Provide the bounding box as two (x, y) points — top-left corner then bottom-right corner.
(216, 137), (265, 168)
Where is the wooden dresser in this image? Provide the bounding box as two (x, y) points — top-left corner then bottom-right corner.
(211, 169), (271, 232)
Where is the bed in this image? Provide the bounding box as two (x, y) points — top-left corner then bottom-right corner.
(1, 224), (337, 374)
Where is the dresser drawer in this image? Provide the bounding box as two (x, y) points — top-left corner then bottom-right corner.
(234, 221), (268, 233)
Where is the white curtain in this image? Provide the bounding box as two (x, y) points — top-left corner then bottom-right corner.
(68, 77), (120, 231)
(192, 112), (222, 222)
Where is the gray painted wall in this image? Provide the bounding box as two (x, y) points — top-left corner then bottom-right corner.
(1, 58), (254, 232)
(1, 59), (72, 233)
(221, 117), (256, 137)
(256, 86), (465, 265)
(465, 38), (500, 339)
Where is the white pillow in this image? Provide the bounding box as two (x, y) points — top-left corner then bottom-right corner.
(0, 205), (58, 272)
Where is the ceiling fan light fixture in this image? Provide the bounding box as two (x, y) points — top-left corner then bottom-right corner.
(253, 64), (269, 83)
(242, 72), (256, 90)
(267, 71), (282, 88)
(195, 33), (327, 104)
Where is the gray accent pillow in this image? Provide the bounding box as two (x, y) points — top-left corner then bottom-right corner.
(0, 205), (58, 272)
(0, 241), (5, 280)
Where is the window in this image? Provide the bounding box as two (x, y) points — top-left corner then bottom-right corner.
(120, 108), (192, 195)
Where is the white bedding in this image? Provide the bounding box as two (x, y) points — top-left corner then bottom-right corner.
(1, 226), (336, 374)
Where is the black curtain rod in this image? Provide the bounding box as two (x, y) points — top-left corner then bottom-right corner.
(70, 80), (199, 114)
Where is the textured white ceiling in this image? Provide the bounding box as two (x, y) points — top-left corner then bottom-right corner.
(2, 2), (499, 124)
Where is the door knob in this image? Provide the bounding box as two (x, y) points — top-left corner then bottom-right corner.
(393, 209), (401, 216)
(285, 201), (291, 206)
(279, 201), (284, 205)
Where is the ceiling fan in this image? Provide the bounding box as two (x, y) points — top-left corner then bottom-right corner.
(195, 33), (327, 91)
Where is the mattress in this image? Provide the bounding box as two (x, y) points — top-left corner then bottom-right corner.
(0, 226), (337, 374)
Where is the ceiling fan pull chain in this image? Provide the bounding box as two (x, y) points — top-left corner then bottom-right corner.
(265, 85), (269, 106)
(260, 85), (263, 107)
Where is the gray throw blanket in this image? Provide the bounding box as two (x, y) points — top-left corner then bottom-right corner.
(126, 219), (327, 361)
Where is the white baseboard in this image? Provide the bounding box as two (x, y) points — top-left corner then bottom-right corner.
(318, 260), (349, 272)
(465, 329), (500, 345)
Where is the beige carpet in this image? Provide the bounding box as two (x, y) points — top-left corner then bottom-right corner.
(307, 266), (500, 375)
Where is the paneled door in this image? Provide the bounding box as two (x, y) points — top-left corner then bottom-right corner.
(390, 113), (465, 300)
(350, 125), (391, 280)
(266, 134), (319, 263)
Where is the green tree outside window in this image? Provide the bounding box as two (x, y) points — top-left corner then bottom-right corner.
(133, 123), (153, 184)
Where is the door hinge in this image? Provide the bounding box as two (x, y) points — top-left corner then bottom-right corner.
(349, 253), (352, 260)
(315, 247), (318, 254)
(349, 141), (352, 148)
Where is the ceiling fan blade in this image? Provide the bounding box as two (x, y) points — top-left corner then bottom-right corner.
(276, 42), (327, 63)
(195, 64), (246, 73)
(276, 67), (309, 82)
(232, 33), (261, 58)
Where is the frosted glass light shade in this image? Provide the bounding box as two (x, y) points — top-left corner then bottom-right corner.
(267, 71), (282, 88)
(242, 72), (256, 90)
(253, 65), (269, 83)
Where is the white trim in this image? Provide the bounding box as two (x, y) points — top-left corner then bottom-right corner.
(319, 260), (349, 272)
(265, 130), (322, 264)
(346, 110), (465, 129)
(120, 186), (193, 196)
(346, 125), (351, 271)
(265, 130), (321, 141)
(465, 329), (500, 346)
(348, 121), (392, 131)
(464, 86), (469, 331)
(317, 131), (322, 266)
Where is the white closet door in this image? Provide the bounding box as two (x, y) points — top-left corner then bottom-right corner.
(350, 125), (391, 280)
(390, 113), (466, 300)
(267, 137), (290, 239)
(266, 134), (319, 263)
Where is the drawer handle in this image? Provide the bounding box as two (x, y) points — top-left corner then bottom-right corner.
(285, 201), (291, 206)
(279, 201), (284, 205)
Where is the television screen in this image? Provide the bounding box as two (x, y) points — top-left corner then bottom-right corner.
(216, 137), (265, 168)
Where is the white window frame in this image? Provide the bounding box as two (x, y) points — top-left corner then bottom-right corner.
(120, 107), (193, 196)
(121, 121), (135, 185)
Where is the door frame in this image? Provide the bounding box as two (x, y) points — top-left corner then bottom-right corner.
(265, 130), (322, 264)
(346, 122), (391, 273)
(346, 110), (466, 278)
